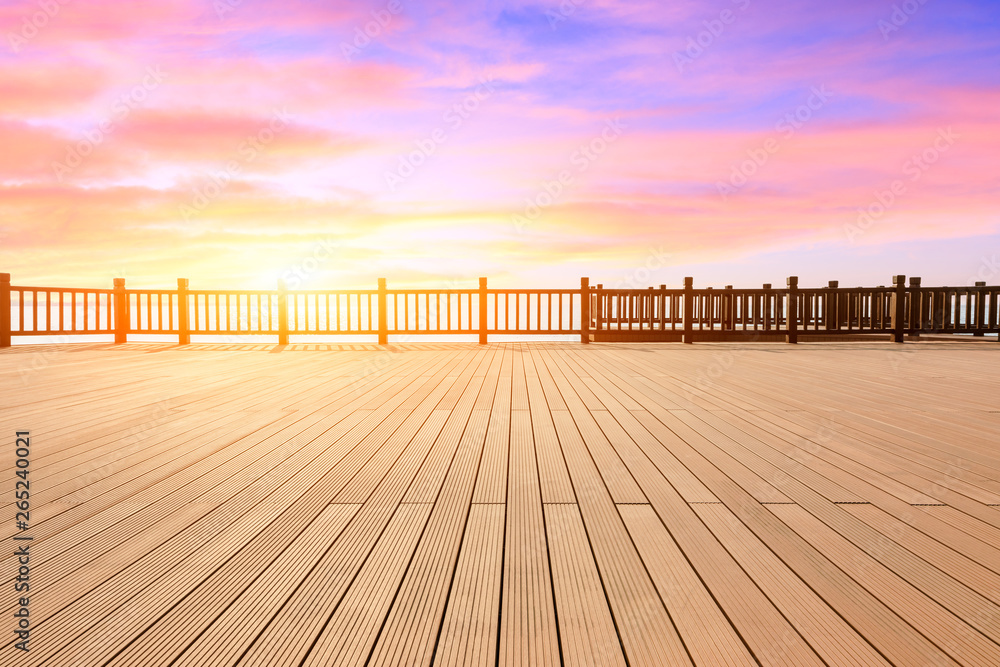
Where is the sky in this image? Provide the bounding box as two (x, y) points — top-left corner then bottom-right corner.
(0, 0), (998, 291)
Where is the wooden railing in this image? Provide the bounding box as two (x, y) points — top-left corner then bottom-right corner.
(588, 275), (1000, 343)
(1, 273), (998, 346)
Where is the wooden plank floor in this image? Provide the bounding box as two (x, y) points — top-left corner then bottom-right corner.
(2, 340), (1000, 666)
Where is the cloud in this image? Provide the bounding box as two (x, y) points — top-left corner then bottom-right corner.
(2, 0), (998, 289)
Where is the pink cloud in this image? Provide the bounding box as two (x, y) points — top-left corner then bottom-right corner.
(0, 60), (108, 114)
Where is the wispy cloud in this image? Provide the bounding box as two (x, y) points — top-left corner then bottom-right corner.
(0, 0), (998, 288)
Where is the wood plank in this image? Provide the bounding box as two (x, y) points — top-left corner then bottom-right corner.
(771, 503), (1000, 664)
(547, 408), (692, 666)
(368, 372), (496, 666)
(545, 503), (628, 667)
(497, 406), (561, 667)
(433, 504), (505, 667)
(691, 503), (891, 666)
(109, 503), (361, 666)
(302, 503), (433, 667)
(0, 342), (998, 666)
(560, 351), (822, 665)
(619, 504), (761, 666)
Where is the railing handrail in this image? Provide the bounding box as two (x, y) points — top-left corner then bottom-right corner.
(1, 273), (998, 347)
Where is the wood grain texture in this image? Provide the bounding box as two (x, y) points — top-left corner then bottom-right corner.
(1, 340), (998, 666)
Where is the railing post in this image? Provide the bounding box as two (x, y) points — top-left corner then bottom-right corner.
(177, 278), (190, 345)
(378, 278), (388, 345)
(682, 277), (693, 344)
(909, 276), (922, 336)
(994, 286), (1000, 343)
(974, 281), (986, 336)
(478, 277), (488, 345)
(277, 279), (289, 345)
(704, 286), (712, 331)
(580, 277), (590, 344)
(657, 284), (665, 332)
(826, 280), (838, 331)
(113, 277), (128, 344)
(786, 276), (798, 344)
(723, 285), (733, 331)
(892, 274), (906, 343)
(0, 273), (11, 348)
(762, 283), (771, 331)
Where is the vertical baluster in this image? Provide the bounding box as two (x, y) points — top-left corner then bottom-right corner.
(387, 292), (394, 333)
(942, 289), (951, 330)
(568, 290), (575, 333)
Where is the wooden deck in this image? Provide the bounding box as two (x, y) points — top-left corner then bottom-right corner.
(2, 340), (1000, 666)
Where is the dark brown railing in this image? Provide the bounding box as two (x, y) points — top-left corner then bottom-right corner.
(1, 273), (997, 347)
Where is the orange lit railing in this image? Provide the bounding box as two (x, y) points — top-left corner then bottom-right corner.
(2, 273), (997, 346)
